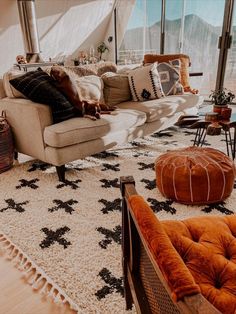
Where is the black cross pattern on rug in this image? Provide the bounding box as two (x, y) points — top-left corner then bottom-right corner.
(147, 198), (176, 215)
(16, 178), (39, 190)
(97, 225), (121, 249)
(0, 199), (29, 213)
(40, 226), (71, 249)
(183, 130), (198, 136)
(48, 199), (78, 214)
(92, 151), (119, 159)
(101, 163), (120, 172)
(100, 178), (119, 188)
(130, 140), (142, 147)
(234, 181), (236, 189)
(98, 198), (121, 214)
(56, 179), (82, 190)
(161, 140), (179, 146)
(95, 268), (124, 300)
(151, 131), (173, 138)
(27, 162), (52, 172)
(201, 202), (234, 215)
(141, 178), (156, 190)
(133, 151), (151, 158)
(138, 162), (154, 171)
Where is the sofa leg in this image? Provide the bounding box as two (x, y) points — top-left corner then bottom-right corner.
(14, 151), (18, 160)
(56, 165), (66, 182)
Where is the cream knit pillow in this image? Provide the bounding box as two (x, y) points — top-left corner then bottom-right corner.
(128, 63), (165, 102)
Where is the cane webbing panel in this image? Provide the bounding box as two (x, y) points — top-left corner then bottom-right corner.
(139, 242), (181, 314)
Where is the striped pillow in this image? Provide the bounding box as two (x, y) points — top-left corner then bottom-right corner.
(128, 63), (165, 102)
(10, 68), (75, 124)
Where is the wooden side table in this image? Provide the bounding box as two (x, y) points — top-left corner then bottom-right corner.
(189, 120), (236, 160)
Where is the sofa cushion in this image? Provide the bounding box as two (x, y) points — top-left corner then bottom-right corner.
(44, 108), (146, 148)
(3, 69), (26, 98)
(9, 68), (75, 123)
(0, 79), (6, 99)
(128, 63), (165, 102)
(116, 94), (203, 123)
(102, 72), (131, 106)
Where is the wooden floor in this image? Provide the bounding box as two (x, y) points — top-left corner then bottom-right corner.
(0, 257), (76, 314)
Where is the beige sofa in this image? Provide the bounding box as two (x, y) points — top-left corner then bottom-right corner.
(0, 77), (203, 181)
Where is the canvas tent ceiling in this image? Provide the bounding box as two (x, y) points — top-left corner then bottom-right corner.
(0, 0), (135, 75)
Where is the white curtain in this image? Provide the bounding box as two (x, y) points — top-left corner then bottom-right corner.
(0, 0), (116, 75)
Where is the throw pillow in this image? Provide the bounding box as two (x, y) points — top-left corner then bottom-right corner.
(9, 68), (75, 124)
(101, 72), (131, 106)
(74, 75), (104, 103)
(50, 66), (104, 103)
(157, 60), (183, 96)
(143, 54), (190, 91)
(128, 63), (165, 102)
(3, 69), (26, 98)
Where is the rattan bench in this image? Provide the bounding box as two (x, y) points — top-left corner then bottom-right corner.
(120, 176), (222, 314)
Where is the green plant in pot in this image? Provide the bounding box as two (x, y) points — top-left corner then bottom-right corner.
(209, 88), (235, 119)
(97, 42), (109, 61)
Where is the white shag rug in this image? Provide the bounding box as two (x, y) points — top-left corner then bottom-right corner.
(0, 127), (235, 313)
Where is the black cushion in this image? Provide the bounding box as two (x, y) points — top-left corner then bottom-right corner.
(9, 68), (75, 123)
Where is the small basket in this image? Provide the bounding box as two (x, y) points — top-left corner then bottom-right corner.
(0, 111), (14, 173)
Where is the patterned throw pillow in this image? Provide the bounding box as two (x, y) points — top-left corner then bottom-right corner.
(9, 68), (75, 124)
(143, 54), (191, 91)
(128, 63), (165, 102)
(157, 60), (184, 96)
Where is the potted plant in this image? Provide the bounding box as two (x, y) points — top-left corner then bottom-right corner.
(209, 88), (235, 119)
(97, 42), (109, 61)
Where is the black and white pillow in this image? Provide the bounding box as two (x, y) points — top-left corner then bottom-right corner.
(157, 60), (183, 96)
(128, 63), (165, 102)
(10, 68), (75, 124)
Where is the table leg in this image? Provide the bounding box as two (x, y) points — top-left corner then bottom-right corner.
(233, 127), (236, 160)
(200, 129), (207, 147)
(225, 130), (230, 157)
(193, 128), (200, 146)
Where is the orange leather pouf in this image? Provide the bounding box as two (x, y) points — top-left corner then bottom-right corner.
(155, 146), (235, 204)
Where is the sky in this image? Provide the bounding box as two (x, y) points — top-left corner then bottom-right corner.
(127, 0), (226, 29)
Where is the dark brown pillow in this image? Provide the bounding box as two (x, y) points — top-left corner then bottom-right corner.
(50, 66), (83, 116)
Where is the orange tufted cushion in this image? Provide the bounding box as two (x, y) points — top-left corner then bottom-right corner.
(143, 54), (191, 91)
(155, 146), (235, 205)
(162, 215), (236, 314)
(129, 195), (236, 314)
(129, 195), (201, 301)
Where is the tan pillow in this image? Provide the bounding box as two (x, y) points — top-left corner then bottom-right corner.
(128, 63), (165, 102)
(74, 75), (104, 103)
(102, 72), (131, 106)
(3, 69), (26, 98)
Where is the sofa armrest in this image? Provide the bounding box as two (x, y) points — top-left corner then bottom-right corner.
(0, 97), (52, 161)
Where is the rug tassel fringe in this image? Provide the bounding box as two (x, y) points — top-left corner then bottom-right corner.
(0, 232), (80, 313)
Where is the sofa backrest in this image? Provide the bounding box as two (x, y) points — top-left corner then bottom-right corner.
(0, 79), (6, 99)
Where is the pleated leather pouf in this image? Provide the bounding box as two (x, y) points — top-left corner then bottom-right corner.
(155, 146), (235, 205)
(0, 112), (14, 173)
